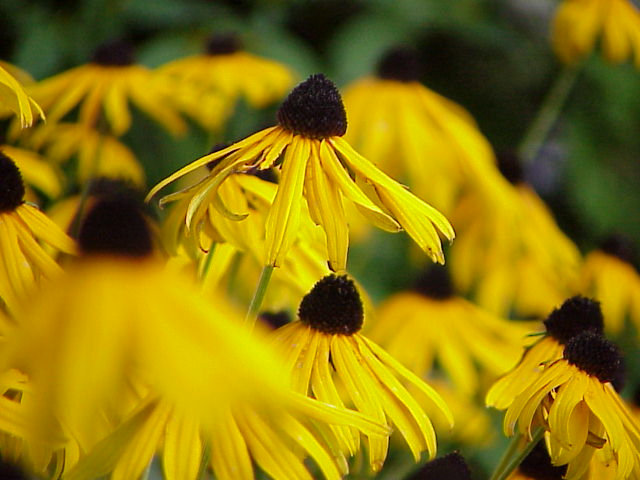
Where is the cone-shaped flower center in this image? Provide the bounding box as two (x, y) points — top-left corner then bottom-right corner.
(0, 152), (25, 213)
(298, 274), (363, 335)
(259, 310), (291, 330)
(408, 452), (471, 480)
(413, 265), (453, 300)
(205, 33), (241, 55)
(376, 47), (421, 83)
(518, 441), (567, 479)
(564, 331), (623, 384)
(599, 234), (635, 265)
(78, 196), (152, 258)
(496, 151), (524, 185)
(277, 74), (347, 139)
(543, 296), (604, 345)
(91, 39), (135, 66)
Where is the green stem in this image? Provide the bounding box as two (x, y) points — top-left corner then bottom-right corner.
(517, 65), (581, 166)
(244, 264), (274, 330)
(489, 427), (544, 480)
(198, 243), (217, 282)
(197, 440), (211, 480)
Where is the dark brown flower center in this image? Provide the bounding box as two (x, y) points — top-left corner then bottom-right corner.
(412, 265), (453, 300)
(298, 274), (363, 335)
(564, 331), (623, 385)
(376, 47), (421, 83)
(543, 296), (604, 345)
(91, 39), (135, 66)
(407, 451), (472, 480)
(78, 196), (152, 258)
(518, 441), (567, 480)
(0, 151), (25, 213)
(277, 74), (347, 139)
(205, 33), (241, 55)
(599, 234), (635, 265)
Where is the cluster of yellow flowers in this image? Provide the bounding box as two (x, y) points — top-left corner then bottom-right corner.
(0, 1), (640, 479)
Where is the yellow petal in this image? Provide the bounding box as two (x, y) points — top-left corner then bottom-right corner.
(264, 137), (310, 267)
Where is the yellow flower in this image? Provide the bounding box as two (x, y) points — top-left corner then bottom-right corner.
(501, 332), (640, 479)
(27, 122), (145, 188)
(0, 152), (76, 315)
(450, 153), (580, 318)
(26, 39), (186, 136)
(0, 145), (63, 201)
(578, 235), (640, 335)
(157, 33), (295, 131)
(342, 47), (500, 214)
(62, 393), (388, 480)
(367, 265), (538, 397)
(552, 0), (640, 67)
(159, 158), (331, 310)
(270, 275), (453, 473)
(487, 296), (605, 411)
(0, 62), (44, 128)
(1, 196), (292, 455)
(148, 74), (454, 272)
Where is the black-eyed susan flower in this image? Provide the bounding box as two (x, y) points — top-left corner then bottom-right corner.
(578, 235), (640, 335)
(502, 331), (640, 479)
(1, 195), (296, 460)
(367, 265), (538, 397)
(271, 274), (453, 473)
(342, 46), (500, 214)
(0, 62), (44, 128)
(0, 145), (62, 202)
(487, 296), (605, 412)
(26, 39), (186, 136)
(148, 74), (454, 272)
(552, 0), (640, 67)
(157, 33), (295, 132)
(450, 152), (580, 318)
(0, 151), (76, 314)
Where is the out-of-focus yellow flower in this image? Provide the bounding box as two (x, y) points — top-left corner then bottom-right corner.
(271, 275), (453, 473)
(501, 332), (640, 480)
(24, 122), (145, 188)
(578, 235), (640, 335)
(1, 196), (292, 459)
(0, 145), (62, 202)
(148, 74), (454, 272)
(450, 153), (580, 318)
(342, 47), (499, 214)
(552, 0), (640, 67)
(62, 392), (388, 480)
(26, 39), (186, 136)
(368, 266), (538, 397)
(157, 33), (295, 132)
(0, 62), (44, 128)
(0, 152), (76, 315)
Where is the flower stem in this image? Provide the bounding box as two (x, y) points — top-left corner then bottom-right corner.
(517, 64), (581, 166)
(244, 264), (274, 330)
(197, 440), (211, 480)
(198, 243), (217, 282)
(489, 427), (544, 480)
